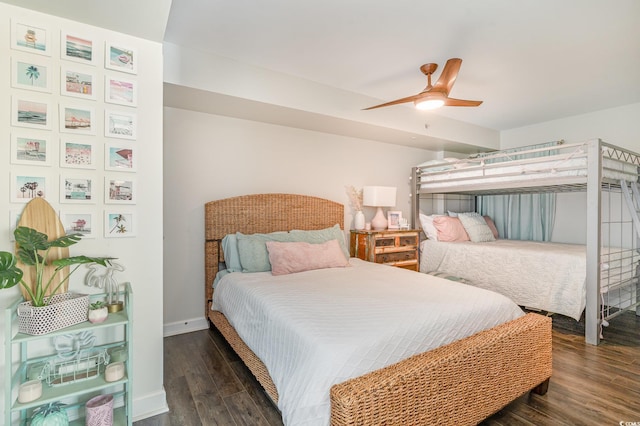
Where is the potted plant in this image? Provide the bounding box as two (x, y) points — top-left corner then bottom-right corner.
(0, 226), (114, 335)
(88, 301), (109, 323)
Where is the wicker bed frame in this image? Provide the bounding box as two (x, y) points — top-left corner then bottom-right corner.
(204, 193), (552, 425)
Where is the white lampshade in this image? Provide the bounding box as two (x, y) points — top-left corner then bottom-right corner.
(363, 186), (396, 207)
(363, 186), (396, 230)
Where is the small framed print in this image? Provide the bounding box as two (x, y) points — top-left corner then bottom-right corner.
(60, 175), (94, 203)
(60, 139), (97, 169)
(12, 96), (52, 130)
(105, 177), (135, 204)
(11, 20), (51, 56)
(60, 211), (96, 238)
(105, 75), (137, 107)
(11, 173), (47, 203)
(105, 143), (136, 172)
(11, 132), (51, 166)
(105, 211), (135, 238)
(387, 211), (402, 230)
(105, 42), (137, 74)
(61, 66), (97, 100)
(61, 32), (96, 65)
(60, 104), (96, 135)
(11, 56), (52, 93)
(105, 109), (136, 140)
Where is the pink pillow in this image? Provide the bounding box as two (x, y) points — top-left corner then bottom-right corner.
(266, 239), (350, 276)
(432, 216), (470, 242)
(483, 216), (499, 239)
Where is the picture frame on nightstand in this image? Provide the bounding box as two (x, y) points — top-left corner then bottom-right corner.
(387, 211), (402, 229)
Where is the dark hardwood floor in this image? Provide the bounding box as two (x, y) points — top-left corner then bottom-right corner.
(135, 311), (640, 426)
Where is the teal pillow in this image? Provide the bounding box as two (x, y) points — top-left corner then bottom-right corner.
(289, 224), (349, 259)
(236, 231), (293, 272)
(221, 234), (242, 272)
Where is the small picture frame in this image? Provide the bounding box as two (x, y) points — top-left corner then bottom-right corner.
(12, 96), (52, 130)
(11, 173), (48, 203)
(387, 211), (402, 230)
(105, 143), (136, 172)
(104, 211), (135, 238)
(60, 211), (96, 238)
(61, 66), (97, 100)
(60, 175), (94, 203)
(11, 132), (51, 166)
(61, 32), (96, 65)
(105, 75), (137, 107)
(105, 42), (137, 74)
(11, 56), (52, 93)
(11, 20), (51, 56)
(105, 109), (137, 140)
(60, 139), (97, 169)
(60, 104), (96, 135)
(105, 177), (135, 204)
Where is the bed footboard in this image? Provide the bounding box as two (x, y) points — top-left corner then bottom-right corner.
(330, 313), (552, 426)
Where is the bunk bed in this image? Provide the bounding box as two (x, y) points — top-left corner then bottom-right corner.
(411, 139), (640, 345)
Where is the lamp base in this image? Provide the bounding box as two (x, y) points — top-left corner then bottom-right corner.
(370, 207), (388, 230)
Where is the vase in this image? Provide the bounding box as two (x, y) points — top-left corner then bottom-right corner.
(354, 211), (365, 230)
(88, 307), (109, 324)
(85, 394), (114, 426)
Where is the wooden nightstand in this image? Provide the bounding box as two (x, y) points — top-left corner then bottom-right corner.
(350, 229), (420, 271)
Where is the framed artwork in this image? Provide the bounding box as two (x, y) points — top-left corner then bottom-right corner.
(11, 20), (51, 56)
(105, 42), (137, 74)
(11, 56), (52, 93)
(105, 143), (136, 172)
(105, 75), (137, 107)
(11, 132), (51, 166)
(104, 211), (135, 238)
(11, 96), (51, 130)
(60, 211), (96, 238)
(61, 66), (97, 100)
(60, 175), (94, 203)
(105, 177), (135, 204)
(387, 211), (402, 230)
(11, 173), (47, 203)
(105, 109), (136, 140)
(61, 32), (96, 65)
(60, 139), (97, 169)
(59, 104), (96, 135)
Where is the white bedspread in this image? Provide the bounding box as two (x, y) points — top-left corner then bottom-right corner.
(212, 258), (524, 426)
(421, 239), (588, 320)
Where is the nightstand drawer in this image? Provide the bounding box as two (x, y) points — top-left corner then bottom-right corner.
(350, 229), (420, 271)
(376, 251), (417, 263)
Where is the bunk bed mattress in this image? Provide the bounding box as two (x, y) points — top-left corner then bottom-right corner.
(418, 156), (638, 191)
(212, 258), (524, 426)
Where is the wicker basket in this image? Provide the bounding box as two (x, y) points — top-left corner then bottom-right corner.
(17, 293), (89, 335)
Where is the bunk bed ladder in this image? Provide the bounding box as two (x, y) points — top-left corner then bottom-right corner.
(621, 180), (640, 242)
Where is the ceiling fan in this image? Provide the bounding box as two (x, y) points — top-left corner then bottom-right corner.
(363, 58), (483, 111)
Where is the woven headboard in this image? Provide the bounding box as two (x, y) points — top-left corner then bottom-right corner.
(204, 193), (345, 316)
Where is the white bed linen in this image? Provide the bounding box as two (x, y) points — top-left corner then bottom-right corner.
(212, 258), (524, 426)
(421, 239), (591, 319)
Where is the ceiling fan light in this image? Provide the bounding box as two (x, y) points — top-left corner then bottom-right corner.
(415, 99), (445, 110)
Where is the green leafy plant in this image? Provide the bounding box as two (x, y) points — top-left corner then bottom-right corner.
(0, 226), (114, 307)
(89, 301), (106, 310)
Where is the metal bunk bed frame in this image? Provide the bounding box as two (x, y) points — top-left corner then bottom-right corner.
(410, 138), (640, 345)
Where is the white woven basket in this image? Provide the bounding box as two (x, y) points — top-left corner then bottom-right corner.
(17, 293), (89, 335)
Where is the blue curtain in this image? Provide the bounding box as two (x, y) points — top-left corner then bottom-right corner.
(477, 141), (560, 241)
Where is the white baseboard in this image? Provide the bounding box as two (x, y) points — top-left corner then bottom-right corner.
(133, 388), (169, 421)
(163, 316), (209, 337)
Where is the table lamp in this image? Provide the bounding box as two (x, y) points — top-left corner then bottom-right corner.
(363, 186), (397, 230)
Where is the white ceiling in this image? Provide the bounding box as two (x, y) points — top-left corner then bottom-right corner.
(7, 0), (640, 138)
(164, 0), (640, 131)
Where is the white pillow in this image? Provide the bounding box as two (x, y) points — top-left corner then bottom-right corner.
(457, 212), (496, 243)
(419, 213), (441, 240)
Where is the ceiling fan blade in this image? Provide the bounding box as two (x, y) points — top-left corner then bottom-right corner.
(432, 58), (462, 96)
(362, 94), (421, 110)
(443, 97), (483, 107)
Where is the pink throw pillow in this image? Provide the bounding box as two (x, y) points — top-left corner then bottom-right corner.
(266, 239), (350, 276)
(483, 216), (499, 239)
(432, 216), (470, 242)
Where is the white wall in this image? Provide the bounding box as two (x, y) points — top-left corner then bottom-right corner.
(162, 106), (435, 333)
(0, 4), (167, 420)
(501, 103), (640, 243)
